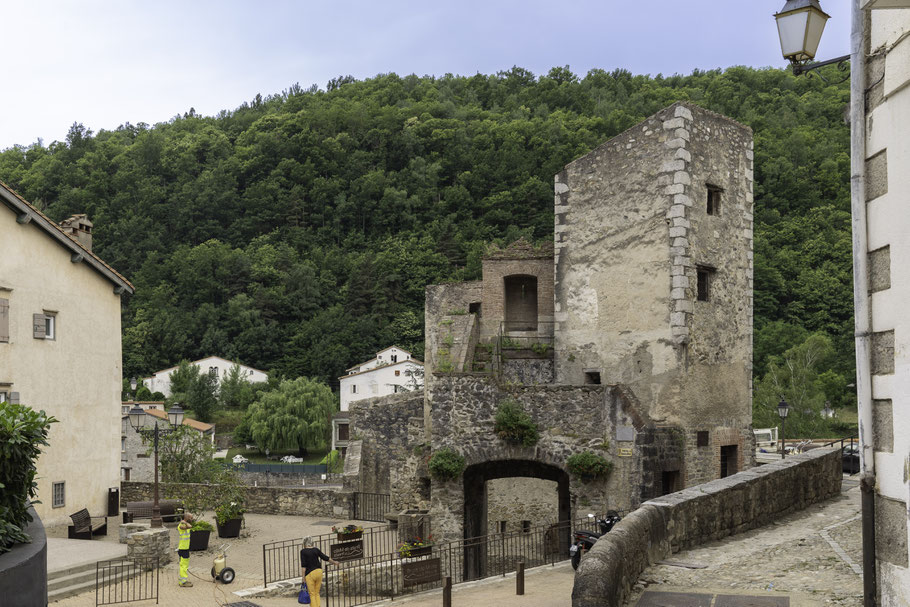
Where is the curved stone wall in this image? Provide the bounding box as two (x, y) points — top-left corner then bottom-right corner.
(572, 448), (842, 607)
(0, 506), (47, 607)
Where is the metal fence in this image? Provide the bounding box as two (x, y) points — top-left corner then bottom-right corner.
(265, 513), (616, 607)
(263, 524), (400, 585)
(318, 518), (581, 607)
(95, 558), (158, 606)
(232, 462), (329, 475)
(353, 492), (391, 522)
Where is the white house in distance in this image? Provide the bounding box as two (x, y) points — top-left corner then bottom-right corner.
(333, 347), (424, 455)
(142, 355), (267, 397)
(338, 346), (423, 411)
(0, 181), (133, 526)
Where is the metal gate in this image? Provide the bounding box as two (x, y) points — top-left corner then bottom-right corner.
(95, 558), (158, 605)
(353, 492), (391, 522)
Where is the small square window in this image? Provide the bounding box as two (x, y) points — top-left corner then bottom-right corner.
(696, 266), (715, 302)
(395, 370), (400, 377)
(391, 355), (398, 363)
(52, 481), (65, 508)
(584, 371), (601, 385)
(521, 520), (531, 533)
(706, 185), (722, 216)
(0, 391), (7, 403)
(697, 431), (709, 447)
(499, 521), (507, 533)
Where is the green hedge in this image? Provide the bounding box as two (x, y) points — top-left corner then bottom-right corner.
(428, 448), (465, 481)
(0, 402), (56, 553)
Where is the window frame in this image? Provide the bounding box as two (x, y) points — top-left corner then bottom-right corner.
(696, 266), (716, 302)
(706, 184), (723, 216)
(52, 481), (65, 508)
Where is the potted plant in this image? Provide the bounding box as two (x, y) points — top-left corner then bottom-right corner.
(189, 519), (214, 551)
(332, 524), (363, 541)
(397, 535), (433, 558)
(215, 501), (245, 538)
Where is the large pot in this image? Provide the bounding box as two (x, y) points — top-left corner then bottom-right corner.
(216, 518), (242, 538)
(337, 531), (363, 541)
(189, 529), (211, 551)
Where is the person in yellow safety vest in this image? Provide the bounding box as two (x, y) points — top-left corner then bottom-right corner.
(177, 513), (193, 587)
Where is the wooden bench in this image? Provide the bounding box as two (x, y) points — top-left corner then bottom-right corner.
(68, 508), (108, 540)
(121, 499), (183, 523)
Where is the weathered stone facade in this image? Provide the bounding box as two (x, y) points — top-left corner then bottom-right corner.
(486, 477), (559, 532)
(351, 102), (754, 550)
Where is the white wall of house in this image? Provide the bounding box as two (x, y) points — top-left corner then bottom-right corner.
(865, 5), (910, 600)
(143, 356), (267, 397)
(339, 347), (423, 411)
(0, 202), (125, 526)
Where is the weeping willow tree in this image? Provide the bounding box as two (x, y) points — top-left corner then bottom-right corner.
(247, 377), (335, 456)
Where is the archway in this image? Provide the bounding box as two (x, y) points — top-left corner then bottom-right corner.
(463, 459), (571, 579)
(503, 275), (538, 331)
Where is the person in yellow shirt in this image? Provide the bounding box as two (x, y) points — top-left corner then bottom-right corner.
(177, 513), (193, 587)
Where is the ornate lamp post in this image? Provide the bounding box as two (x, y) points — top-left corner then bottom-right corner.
(130, 376), (138, 399)
(777, 398), (790, 459)
(128, 403), (185, 527)
(774, 0), (849, 77)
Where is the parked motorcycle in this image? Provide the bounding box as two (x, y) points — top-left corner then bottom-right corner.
(569, 511), (622, 570)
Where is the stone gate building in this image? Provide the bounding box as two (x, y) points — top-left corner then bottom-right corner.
(346, 102), (754, 551)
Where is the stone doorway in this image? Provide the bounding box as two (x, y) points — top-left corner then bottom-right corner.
(503, 275), (538, 331)
(463, 459), (570, 579)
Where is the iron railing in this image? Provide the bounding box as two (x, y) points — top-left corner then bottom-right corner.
(353, 492), (391, 522)
(95, 558), (158, 606)
(225, 461), (329, 475)
(267, 513), (620, 607)
(263, 524), (400, 585)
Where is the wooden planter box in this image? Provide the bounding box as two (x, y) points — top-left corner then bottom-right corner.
(216, 518), (242, 538)
(189, 529), (211, 551)
(337, 531), (363, 541)
(400, 545), (432, 558)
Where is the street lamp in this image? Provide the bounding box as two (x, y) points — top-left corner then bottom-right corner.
(128, 404), (185, 527)
(774, 0), (849, 77)
(823, 400), (834, 419)
(777, 398), (790, 459)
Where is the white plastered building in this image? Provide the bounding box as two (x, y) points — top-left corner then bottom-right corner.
(142, 355), (267, 397)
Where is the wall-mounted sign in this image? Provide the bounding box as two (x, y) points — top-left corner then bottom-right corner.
(402, 557), (442, 587)
(330, 540), (364, 562)
(618, 448), (633, 457)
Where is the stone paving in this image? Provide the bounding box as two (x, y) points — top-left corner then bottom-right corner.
(623, 476), (863, 607)
(49, 476), (863, 607)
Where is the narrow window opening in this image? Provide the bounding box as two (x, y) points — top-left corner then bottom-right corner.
(706, 184), (722, 215)
(696, 266), (715, 302)
(697, 431), (709, 447)
(499, 521), (507, 534)
(469, 302), (481, 315)
(720, 445), (739, 478)
(584, 371), (601, 385)
(521, 520), (531, 533)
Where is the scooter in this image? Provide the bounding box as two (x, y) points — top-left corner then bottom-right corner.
(569, 511), (621, 570)
(210, 544), (236, 584)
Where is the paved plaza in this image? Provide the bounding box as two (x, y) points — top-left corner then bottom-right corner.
(48, 476), (862, 607)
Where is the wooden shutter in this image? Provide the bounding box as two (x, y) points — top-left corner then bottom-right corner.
(33, 313), (46, 339)
(0, 298), (8, 342)
(9, 392), (19, 404)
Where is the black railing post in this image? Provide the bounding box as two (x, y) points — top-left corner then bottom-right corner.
(516, 561), (525, 595)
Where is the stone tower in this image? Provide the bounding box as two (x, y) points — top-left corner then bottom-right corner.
(553, 102), (754, 482)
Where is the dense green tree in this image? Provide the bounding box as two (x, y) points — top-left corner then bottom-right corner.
(245, 377), (335, 456)
(219, 364), (255, 409)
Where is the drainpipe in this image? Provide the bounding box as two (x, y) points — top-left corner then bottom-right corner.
(849, 1), (876, 605)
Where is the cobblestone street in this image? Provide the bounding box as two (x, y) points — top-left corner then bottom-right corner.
(623, 477), (863, 606)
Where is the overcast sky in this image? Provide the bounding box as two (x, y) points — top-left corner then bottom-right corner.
(1, 1), (851, 151)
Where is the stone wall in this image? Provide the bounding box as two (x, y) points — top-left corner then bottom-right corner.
(427, 375), (652, 541)
(553, 102), (753, 484)
(572, 448), (842, 607)
(487, 477), (559, 532)
(501, 356), (554, 385)
(120, 481), (353, 518)
(347, 391), (427, 511)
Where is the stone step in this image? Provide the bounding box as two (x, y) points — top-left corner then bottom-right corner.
(48, 560), (96, 582)
(48, 565), (139, 602)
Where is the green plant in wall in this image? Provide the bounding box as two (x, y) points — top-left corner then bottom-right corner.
(567, 451), (613, 481)
(443, 334), (455, 347)
(428, 448), (465, 481)
(530, 342), (551, 356)
(494, 399), (539, 446)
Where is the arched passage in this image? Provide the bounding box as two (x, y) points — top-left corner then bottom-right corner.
(463, 459), (571, 579)
(503, 275), (538, 331)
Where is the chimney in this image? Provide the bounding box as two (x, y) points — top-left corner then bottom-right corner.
(59, 214), (93, 251)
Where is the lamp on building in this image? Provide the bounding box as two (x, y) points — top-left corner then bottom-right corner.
(774, 0), (849, 77)
(777, 398), (790, 459)
(128, 404), (184, 527)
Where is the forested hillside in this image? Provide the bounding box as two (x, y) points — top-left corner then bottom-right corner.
(0, 66), (854, 424)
